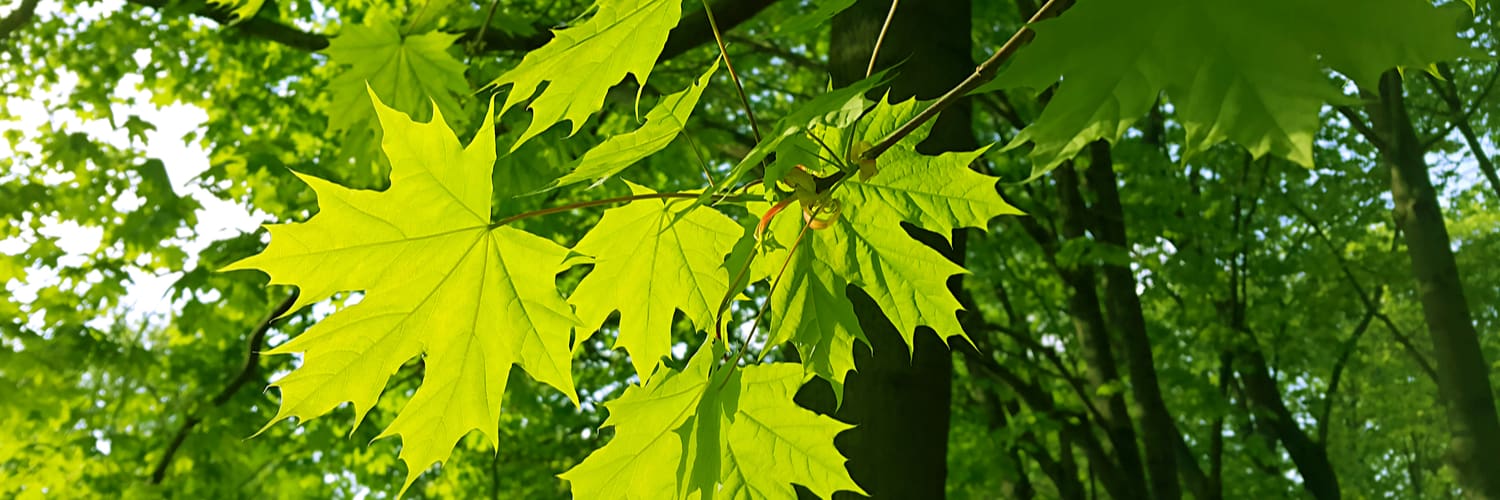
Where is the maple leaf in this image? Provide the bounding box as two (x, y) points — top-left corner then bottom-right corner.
(757, 97), (1021, 394)
(985, 0), (1470, 173)
(323, 13), (470, 167)
(560, 345), (864, 499)
(486, 0), (681, 149)
(712, 70), (889, 198)
(545, 62), (717, 191)
(569, 181), (742, 381)
(223, 91), (579, 494)
(206, 0), (266, 24)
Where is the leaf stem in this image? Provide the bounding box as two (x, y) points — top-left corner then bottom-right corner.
(866, 0), (899, 78)
(681, 128), (717, 188)
(719, 212), (814, 386)
(492, 192), (752, 227)
(469, 0), (504, 54)
(699, 0), (764, 143)
(858, 0), (1064, 163)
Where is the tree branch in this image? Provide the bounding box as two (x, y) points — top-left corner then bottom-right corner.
(1318, 295), (1379, 444)
(150, 291), (298, 484)
(858, 0), (1065, 163)
(1287, 202), (1439, 383)
(0, 0), (40, 41)
(1424, 63), (1500, 200)
(120, 0), (776, 62)
(1334, 105), (1386, 152)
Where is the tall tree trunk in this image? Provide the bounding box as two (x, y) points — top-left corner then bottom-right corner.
(1082, 141), (1193, 499)
(1051, 164), (1152, 500)
(1363, 70), (1500, 499)
(1236, 345), (1341, 499)
(798, 1), (977, 497)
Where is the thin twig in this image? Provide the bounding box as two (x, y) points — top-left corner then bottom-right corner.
(866, 0), (899, 78)
(857, 0), (1065, 163)
(1288, 202), (1439, 382)
(681, 129), (717, 188)
(699, 0), (763, 143)
(150, 291), (299, 484)
(468, 0), (504, 55)
(492, 192), (755, 227)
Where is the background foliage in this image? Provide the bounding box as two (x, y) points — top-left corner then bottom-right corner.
(2, 0), (1499, 498)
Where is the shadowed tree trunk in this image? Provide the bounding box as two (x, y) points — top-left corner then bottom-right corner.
(1363, 69), (1500, 499)
(794, 1), (974, 497)
(1083, 140), (1199, 499)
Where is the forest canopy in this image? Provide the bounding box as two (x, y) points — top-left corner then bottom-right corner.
(2, 0), (1499, 498)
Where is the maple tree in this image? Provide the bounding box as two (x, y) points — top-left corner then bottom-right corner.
(3, 0), (1500, 498)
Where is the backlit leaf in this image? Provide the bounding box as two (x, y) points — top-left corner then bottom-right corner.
(983, 0), (1469, 172)
(560, 346), (863, 499)
(486, 0), (681, 149)
(224, 91), (577, 494)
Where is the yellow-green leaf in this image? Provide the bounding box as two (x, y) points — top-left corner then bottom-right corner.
(758, 97), (1020, 393)
(323, 13), (470, 168)
(224, 91), (578, 494)
(569, 182), (742, 381)
(560, 346), (864, 499)
(486, 0), (681, 149)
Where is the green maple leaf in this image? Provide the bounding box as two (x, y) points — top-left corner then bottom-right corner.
(985, 0), (1469, 173)
(569, 181), (742, 381)
(207, 0), (266, 23)
(545, 63), (717, 192)
(757, 97), (1021, 393)
(486, 0), (681, 149)
(560, 345), (864, 499)
(224, 92), (578, 494)
(324, 13), (470, 167)
(711, 70), (889, 198)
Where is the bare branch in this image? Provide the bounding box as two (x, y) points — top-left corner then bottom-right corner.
(150, 291), (298, 484)
(0, 0), (41, 41)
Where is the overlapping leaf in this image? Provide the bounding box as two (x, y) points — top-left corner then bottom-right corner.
(207, 0), (266, 23)
(545, 63), (717, 191)
(224, 93), (577, 494)
(984, 0), (1470, 173)
(569, 182), (742, 381)
(323, 13), (470, 166)
(757, 97), (1020, 393)
(486, 0), (681, 149)
(710, 70), (889, 199)
(560, 345), (863, 499)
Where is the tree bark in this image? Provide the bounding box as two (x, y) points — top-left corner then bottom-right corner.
(799, 1), (978, 497)
(1051, 164), (1152, 500)
(1363, 70), (1500, 499)
(1082, 141), (1193, 499)
(1236, 345), (1342, 499)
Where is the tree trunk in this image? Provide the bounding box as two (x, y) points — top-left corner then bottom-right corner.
(798, 1), (979, 497)
(1083, 141), (1194, 499)
(1051, 163), (1152, 500)
(1363, 70), (1500, 499)
(1236, 345), (1341, 499)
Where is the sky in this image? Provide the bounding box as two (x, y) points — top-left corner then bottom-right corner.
(2, 41), (264, 330)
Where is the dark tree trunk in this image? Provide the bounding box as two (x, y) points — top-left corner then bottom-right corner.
(1051, 164), (1152, 500)
(796, 1), (978, 498)
(1236, 346), (1342, 499)
(1363, 70), (1500, 499)
(1083, 141), (1195, 499)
